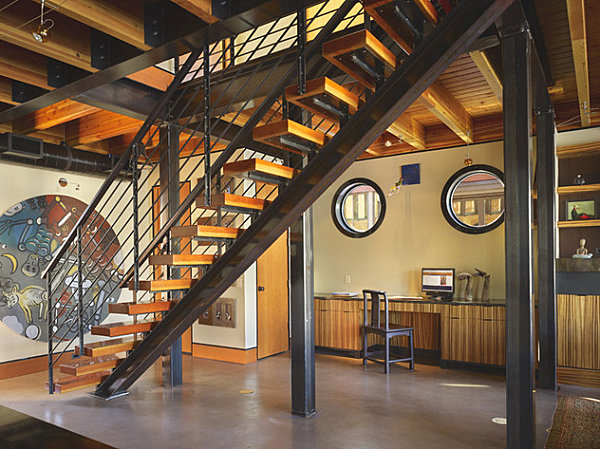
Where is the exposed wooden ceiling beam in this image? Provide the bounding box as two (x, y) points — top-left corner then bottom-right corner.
(171, 0), (220, 23)
(413, 0), (439, 24)
(65, 110), (143, 146)
(387, 115), (426, 151)
(469, 49), (502, 101)
(0, 3), (172, 91)
(419, 81), (474, 144)
(12, 99), (99, 135)
(566, 0), (590, 127)
(32, 0), (150, 51)
(0, 41), (50, 89)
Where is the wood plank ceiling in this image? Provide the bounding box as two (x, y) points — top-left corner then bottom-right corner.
(0, 0), (597, 161)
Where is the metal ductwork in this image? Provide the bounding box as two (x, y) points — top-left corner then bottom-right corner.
(0, 133), (115, 174)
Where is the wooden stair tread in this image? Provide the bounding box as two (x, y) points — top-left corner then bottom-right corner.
(252, 119), (327, 154)
(91, 320), (158, 337)
(149, 254), (217, 266)
(171, 224), (241, 239)
(59, 355), (120, 376)
(50, 370), (111, 393)
(128, 279), (197, 292)
(78, 338), (139, 357)
(109, 301), (176, 314)
(285, 77), (361, 121)
(196, 192), (269, 212)
(362, 0), (416, 55)
(322, 29), (397, 92)
(223, 158), (298, 182)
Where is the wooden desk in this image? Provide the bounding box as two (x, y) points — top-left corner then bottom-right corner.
(314, 297), (506, 368)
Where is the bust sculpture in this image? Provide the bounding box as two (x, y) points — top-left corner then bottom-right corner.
(576, 238), (588, 256)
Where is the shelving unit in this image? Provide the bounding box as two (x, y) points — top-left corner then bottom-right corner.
(556, 142), (600, 257)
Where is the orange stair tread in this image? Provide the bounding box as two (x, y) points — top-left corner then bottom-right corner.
(223, 158), (298, 180)
(50, 371), (111, 393)
(171, 224), (240, 239)
(196, 192), (268, 211)
(91, 320), (157, 337)
(149, 254), (217, 266)
(128, 278), (197, 291)
(253, 120), (327, 151)
(59, 355), (120, 376)
(109, 301), (175, 314)
(79, 338), (139, 357)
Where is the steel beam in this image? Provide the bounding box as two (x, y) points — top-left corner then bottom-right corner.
(290, 160), (316, 417)
(500, 5), (535, 448)
(159, 123), (183, 388)
(536, 101), (557, 391)
(94, 0), (514, 399)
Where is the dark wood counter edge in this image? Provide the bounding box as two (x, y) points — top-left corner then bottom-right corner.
(315, 295), (506, 307)
(556, 258), (600, 273)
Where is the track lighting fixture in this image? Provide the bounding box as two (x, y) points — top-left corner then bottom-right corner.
(32, 0), (54, 43)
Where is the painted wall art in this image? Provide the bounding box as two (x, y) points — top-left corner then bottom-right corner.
(0, 195), (123, 342)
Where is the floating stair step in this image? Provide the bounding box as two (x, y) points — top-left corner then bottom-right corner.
(223, 158), (299, 184)
(323, 29), (397, 91)
(109, 301), (176, 315)
(252, 120), (327, 154)
(91, 320), (158, 337)
(78, 338), (139, 357)
(128, 278), (197, 292)
(172, 224), (241, 240)
(59, 355), (120, 376)
(149, 254), (217, 267)
(285, 77), (361, 121)
(362, 0), (417, 55)
(48, 370), (111, 394)
(196, 193), (269, 214)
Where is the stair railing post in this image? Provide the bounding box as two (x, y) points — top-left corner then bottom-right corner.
(76, 225), (84, 358)
(47, 271), (54, 394)
(204, 41), (212, 207)
(297, 5), (306, 96)
(132, 143), (140, 295)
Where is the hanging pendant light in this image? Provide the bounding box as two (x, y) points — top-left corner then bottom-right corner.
(32, 0), (54, 43)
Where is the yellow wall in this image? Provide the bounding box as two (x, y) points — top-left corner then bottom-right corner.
(313, 141), (506, 300)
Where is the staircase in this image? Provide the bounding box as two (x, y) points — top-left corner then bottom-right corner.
(43, 0), (512, 396)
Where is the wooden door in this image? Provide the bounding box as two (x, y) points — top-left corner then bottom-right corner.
(257, 231), (289, 359)
(152, 183), (193, 354)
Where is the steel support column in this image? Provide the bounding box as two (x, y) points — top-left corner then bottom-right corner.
(290, 159), (316, 417)
(159, 122), (183, 388)
(501, 12), (535, 449)
(536, 101), (557, 391)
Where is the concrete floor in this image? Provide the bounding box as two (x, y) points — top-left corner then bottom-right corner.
(0, 354), (598, 449)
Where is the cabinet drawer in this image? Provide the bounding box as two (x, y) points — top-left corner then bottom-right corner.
(449, 305), (482, 320)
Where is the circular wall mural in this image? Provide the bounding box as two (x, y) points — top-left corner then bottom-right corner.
(0, 195), (122, 342)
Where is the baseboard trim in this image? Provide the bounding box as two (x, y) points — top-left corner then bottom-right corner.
(558, 366), (600, 389)
(0, 354), (48, 380)
(192, 343), (257, 365)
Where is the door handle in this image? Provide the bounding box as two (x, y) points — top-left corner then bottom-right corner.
(258, 286), (265, 291)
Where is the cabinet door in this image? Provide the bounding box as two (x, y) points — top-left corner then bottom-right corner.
(449, 317), (483, 363)
(482, 319), (505, 366)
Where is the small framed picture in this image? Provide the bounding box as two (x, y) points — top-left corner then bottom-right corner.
(566, 199), (596, 220)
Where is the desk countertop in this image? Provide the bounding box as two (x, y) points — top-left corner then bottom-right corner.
(315, 294), (505, 307)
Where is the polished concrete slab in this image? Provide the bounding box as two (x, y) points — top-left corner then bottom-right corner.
(0, 354), (598, 449)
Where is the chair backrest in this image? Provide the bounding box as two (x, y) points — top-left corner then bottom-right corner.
(363, 289), (389, 330)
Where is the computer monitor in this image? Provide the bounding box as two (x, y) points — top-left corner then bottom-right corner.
(422, 268), (455, 301)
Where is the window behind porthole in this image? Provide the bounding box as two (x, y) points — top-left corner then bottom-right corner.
(331, 178), (386, 238)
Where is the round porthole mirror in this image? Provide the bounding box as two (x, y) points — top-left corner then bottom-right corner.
(441, 164), (505, 234)
(331, 178), (386, 238)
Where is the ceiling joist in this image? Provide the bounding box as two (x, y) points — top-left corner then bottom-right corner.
(565, 0), (590, 127)
(387, 115), (426, 151)
(171, 0), (220, 23)
(12, 99), (99, 135)
(469, 49), (502, 101)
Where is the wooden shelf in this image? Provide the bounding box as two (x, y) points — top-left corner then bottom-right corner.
(557, 142), (600, 159)
(557, 183), (600, 194)
(285, 77), (361, 122)
(253, 119), (327, 154)
(557, 219), (600, 228)
(322, 29), (396, 92)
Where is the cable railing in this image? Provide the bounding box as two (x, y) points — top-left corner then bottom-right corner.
(44, 0), (374, 394)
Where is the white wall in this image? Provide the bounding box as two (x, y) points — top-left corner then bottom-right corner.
(313, 141), (506, 300)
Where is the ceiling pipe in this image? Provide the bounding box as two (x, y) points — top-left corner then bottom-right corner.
(0, 132), (116, 174)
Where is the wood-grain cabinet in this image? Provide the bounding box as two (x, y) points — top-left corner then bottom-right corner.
(314, 298), (506, 367)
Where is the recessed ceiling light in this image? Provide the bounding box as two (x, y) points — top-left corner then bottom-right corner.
(384, 140), (392, 147)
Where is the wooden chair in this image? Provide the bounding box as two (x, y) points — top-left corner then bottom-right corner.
(362, 289), (415, 374)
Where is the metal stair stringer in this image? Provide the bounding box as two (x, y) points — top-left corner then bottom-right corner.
(93, 0), (514, 399)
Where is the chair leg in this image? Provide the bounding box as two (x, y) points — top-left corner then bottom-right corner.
(363, 331), (367, 366)
(409, 331), (415, 371)
(384, 335), (390, 374)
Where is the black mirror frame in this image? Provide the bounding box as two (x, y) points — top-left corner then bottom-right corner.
(331, 177), (386, 238)
(440, 164), (505, 234)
